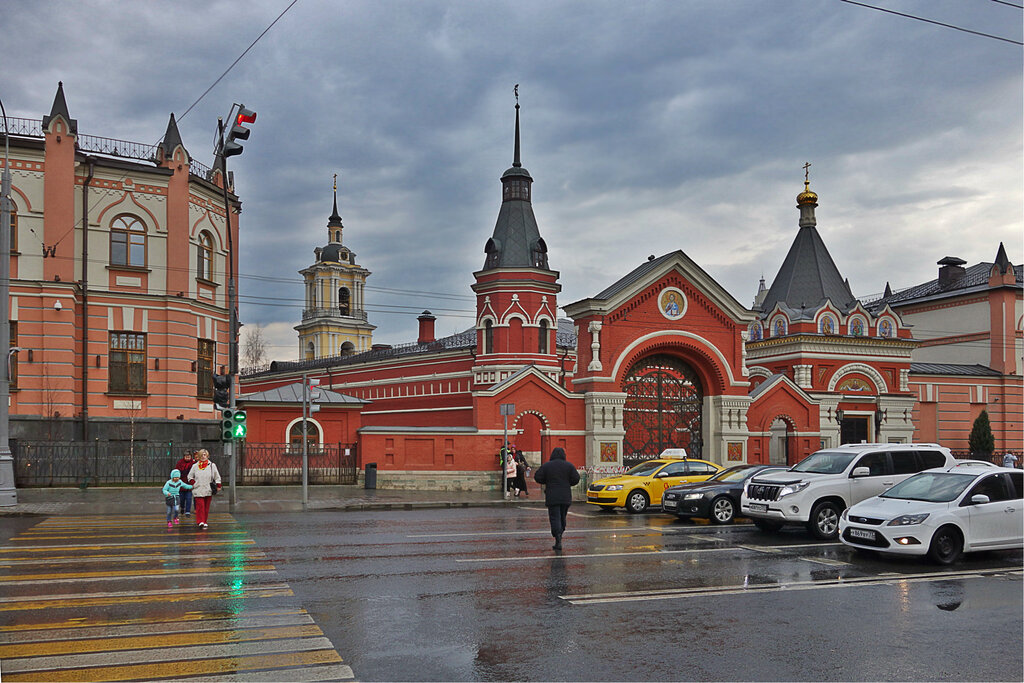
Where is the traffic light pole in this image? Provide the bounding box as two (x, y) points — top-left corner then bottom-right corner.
(301, 373), (309, 508)
(218, 118), (238, 508)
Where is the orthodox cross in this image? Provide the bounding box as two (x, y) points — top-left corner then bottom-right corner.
(514, 84), (519, 103)
(803, 161), (812, 183)
(333, 172), (337, 192)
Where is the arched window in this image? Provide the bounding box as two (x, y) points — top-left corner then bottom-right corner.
(334, 230), (341, 243)
(878, 318), (894, 338)
(110, 215), (146, 267)
(484, 320), (494, 354)
(819, 315), (836, 335)
(850, 318), (865, 336)
(305, 341), (315, 360)
(341, 341), (355, 356)
(538, 319), (549, 354)
(772, 317), (788, 337)
(531, 238), (548, 269)
(289, 420), (320, 451)
(749, 322), (763, 341)
(197, 231), (214, 281)
(339, 287), (351, 316)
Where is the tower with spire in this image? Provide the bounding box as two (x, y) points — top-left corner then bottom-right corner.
(295, 177), (375, 360)
(471, 89), (562, 385)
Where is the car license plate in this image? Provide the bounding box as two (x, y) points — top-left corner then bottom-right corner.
(749, 503), (767, 513)
(848, 528), (875, 541)
(664, 500), (677, 509)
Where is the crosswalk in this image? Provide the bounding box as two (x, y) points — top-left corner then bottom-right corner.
(0, 514), (355, 682)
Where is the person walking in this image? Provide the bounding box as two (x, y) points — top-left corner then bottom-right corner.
(504, 445), (517, 498)
(533, 447), (580, 550)
(513, 449), (529, 497)
(173, 450), (197, 517)
(186, 449), (221, 529)
(161, 469), (192, 529)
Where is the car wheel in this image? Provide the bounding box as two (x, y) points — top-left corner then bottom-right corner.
(625, 490), (649, 514)
(710, 496), (735, 524)
(807, 501), (841, 540)
(927, 526), (963, 565)
(752, 518), (783, 532)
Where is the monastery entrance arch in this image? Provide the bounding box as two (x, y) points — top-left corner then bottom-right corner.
(622, 354), (704, 464)
(513, 411), (548, 468)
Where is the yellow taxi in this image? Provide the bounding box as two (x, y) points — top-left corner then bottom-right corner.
(587, 452), (723, 513)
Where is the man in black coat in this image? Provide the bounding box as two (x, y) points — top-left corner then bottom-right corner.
(533, 447), (580, 550)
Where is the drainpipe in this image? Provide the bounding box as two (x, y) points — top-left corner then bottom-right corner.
(80, 156), (95, 440)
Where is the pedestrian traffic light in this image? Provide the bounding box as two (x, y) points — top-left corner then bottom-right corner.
(213, 372), (231, 410)
(220, 408), (234, 442)
(223, 105), (256, 158)
(232, 410), (247, 439)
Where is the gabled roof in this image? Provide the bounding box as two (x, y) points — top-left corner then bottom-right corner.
(868, 261), (1022, 311)
(748, 373), (816, 403)
(758, 224), (856, 314)
(238, 382), (367, 405)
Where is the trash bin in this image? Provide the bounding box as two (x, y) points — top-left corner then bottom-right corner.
(364, 463), (377, 490)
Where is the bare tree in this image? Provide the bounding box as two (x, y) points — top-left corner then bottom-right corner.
(242, 323), (268, 373)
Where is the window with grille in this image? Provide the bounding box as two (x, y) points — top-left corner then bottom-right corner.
(197, 339), (214, 397)
(110, 215), (146, 267)
(538, 319), (548, 354)
(109, 332), (147, 394)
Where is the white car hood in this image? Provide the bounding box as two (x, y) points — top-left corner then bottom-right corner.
(848, 497), (941, 518)
(748, 470), (818, 485)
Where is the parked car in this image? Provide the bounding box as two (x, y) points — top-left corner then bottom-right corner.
(663, 464), (786, 524)
(587, 455), (723, 513)
(741, 443), (957, 540)
(839, 464), (1023, 564)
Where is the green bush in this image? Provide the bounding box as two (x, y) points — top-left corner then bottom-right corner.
(968, 410), (995, 457)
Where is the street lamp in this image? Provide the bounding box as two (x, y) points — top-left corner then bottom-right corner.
(0, 94), (16, 505)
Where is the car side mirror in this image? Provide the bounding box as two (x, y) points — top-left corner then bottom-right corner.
(851, 466), (870, 478)
(654, 471), (668, 478)
(970, 494), (991, 505)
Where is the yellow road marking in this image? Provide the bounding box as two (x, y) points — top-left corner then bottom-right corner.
(13, 531), (248, 541)
(0, 550), (267, 564)
(0, 587), (294, 611)
(0, 624), (323, 658)
(0, 564), (276, 583)
(0, 609), (307, 633)
(1, 647), (343, 682)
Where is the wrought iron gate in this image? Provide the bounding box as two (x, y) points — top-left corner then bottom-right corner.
(622, 354), (703, 464)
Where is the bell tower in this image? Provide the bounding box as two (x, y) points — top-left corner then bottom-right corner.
(295, 177), (375, 360)
(471, 88), (561, 386)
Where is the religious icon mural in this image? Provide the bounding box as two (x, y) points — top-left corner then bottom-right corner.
(659, 287), (686, 320)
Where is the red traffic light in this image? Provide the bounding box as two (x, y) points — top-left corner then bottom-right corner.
(236, 109), (256, 125)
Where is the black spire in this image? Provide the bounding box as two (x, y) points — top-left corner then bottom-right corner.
(481, 87), (548, 270)
(328, 174), (343, 228)
(42, 81), (77, 134)
(994, 242), (1012, 275)
(157, 113), (187, 161)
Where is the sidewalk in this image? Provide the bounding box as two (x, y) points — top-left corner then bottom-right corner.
(0, 485), (549, 516)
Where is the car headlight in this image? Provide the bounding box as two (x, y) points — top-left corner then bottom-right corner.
(841, 508), (848, 521)
(778, 481), (809, 498)
(605, 484), (623, 491)
(887, 513), (930, 527)
(683, 493), (704, 500)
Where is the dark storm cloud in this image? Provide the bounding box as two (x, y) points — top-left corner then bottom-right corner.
(1, 0), (1019, 355)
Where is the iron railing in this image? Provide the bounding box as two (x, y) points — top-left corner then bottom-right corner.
(12, 441), (358, 487)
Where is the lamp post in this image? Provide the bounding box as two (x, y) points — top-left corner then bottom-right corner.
(0, 95), (16, 505)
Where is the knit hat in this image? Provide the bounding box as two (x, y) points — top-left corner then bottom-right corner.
(170, 469), (181, 478)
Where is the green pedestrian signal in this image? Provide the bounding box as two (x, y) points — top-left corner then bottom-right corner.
(220, 409), (233, 442)
(232, 410), (247, 439)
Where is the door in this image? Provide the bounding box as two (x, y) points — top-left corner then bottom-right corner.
(841, 416), (869, 445)
(652, 461), (690, 503)
(962, 474), (1013, 548)
(622, 354), (704, 462)
(849, 451), (894, 503)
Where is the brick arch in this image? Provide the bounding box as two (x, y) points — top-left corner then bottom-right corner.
(611, 331), (736, 395)
(96, 191), (160, 231)
(828, 362), (887, 393)
(760, 412), (799, 433)
(513, 409), (550, 430)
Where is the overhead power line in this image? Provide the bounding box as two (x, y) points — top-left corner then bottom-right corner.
(838, 0), (1024, 45)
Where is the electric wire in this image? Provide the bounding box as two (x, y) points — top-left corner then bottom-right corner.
(837, 0), (1023, 45)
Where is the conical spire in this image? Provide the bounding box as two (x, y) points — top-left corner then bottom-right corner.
(42, 81), (77, 133)
(482, 87), (548, 270)
(994, 242), (1011, 274)
(157, 113), (187, 161)
(328, 173), (343, 229)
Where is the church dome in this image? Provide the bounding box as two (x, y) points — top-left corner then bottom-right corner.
(317, 243), (348, 263)
(797, 181), (818, 206)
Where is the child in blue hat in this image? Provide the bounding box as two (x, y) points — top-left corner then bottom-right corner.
(162, 469), (193, 528)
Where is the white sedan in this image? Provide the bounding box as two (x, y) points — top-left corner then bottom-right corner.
(839, 465), (1023, 565)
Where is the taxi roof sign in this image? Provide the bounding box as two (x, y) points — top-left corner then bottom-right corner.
(658, 448), (688, 459)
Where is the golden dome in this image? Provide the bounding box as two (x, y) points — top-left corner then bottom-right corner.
(797, 180), (818, 206)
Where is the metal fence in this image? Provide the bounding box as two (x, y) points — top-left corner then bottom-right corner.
(12, 441), (358, 487)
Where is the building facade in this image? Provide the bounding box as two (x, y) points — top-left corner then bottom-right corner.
(3, 83), (238, 444)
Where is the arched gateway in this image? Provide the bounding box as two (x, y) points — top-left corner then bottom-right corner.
(622, 354), (704, 463)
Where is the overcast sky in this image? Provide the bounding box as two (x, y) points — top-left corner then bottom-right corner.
(2, 0), (1021, 359)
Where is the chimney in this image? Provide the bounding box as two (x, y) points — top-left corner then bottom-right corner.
(417, 310), (436, 344)
(937, 256), (967, 288)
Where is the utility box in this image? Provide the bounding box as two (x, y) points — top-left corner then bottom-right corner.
(364, 463), (377, 490)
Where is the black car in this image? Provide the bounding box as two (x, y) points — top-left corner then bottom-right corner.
(662, 464), (786, 524)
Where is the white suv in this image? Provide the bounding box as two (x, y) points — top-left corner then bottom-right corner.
(741, 443), (956, 540)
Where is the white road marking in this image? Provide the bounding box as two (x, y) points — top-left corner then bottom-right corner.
(801, 556), (851, 566)
(0, 582), (291, 604)
(561, 568), (1024, 605)
(409, 526), (656, 538)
